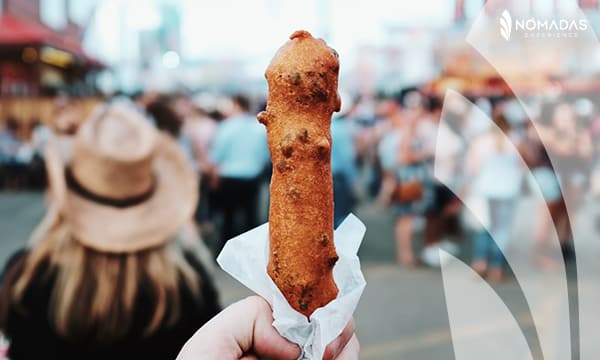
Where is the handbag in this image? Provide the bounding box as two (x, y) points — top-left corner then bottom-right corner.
(392, 126), (425, 203)
(393, 180), (424, 203)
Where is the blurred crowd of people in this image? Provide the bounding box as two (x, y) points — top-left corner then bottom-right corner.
(355, 89), (599, 281)
(2, 88), (600, 282)
(0, 117), (48, 190)
(369, 90), (600, 281)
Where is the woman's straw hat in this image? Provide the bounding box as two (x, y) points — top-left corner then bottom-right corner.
(45, 103), (198, 253)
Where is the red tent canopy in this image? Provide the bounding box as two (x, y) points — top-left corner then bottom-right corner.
(0, 14), (55, 45)
(0, 14), (104, 68)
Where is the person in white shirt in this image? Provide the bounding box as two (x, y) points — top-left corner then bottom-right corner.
(175, 96), (219, 230)
(376, 91), (435, 267)
(467, 113), (523, 282)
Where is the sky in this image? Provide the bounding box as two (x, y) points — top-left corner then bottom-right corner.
(84, 0), (466, 64)
(43, 0), (587, 65)
(74, 0), (587, 91)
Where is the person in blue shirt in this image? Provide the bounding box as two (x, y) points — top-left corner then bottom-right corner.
(331, 93), (359, 228)
(209, 95), (270, 250)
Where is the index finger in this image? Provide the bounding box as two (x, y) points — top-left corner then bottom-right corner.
(322, 319), (355, 360)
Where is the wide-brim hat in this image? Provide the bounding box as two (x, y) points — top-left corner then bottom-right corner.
(45, 103), (198, 253)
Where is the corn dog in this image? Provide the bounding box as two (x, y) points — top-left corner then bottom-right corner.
(258, 30), (341, 317)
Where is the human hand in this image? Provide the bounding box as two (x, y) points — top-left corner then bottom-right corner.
(177, 296), (358, 360)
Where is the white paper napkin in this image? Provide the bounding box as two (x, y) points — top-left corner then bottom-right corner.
(216, 213), (367, 360)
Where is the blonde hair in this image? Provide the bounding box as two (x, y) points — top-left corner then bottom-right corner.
(4, 208), (200, 343)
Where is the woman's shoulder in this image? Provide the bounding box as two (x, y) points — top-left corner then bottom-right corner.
(180, 250), (221, 312)
(1, 248), (54, 305)
(181, 250), (217, 296)
(1, 249), (55, 339)
(0, 249), (29, 319)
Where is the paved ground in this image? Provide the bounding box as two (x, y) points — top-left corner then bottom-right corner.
(1, 191), (596, 359)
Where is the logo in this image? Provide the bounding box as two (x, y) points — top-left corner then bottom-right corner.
(499, 9), (589, 41)
(500, 10), (512, 41)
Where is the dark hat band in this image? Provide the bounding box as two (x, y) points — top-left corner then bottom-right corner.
(65, 167), (156, 208)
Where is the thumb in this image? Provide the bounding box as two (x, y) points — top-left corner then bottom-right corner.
(176, 296), (300, 360)
(247, 297), (301, 359)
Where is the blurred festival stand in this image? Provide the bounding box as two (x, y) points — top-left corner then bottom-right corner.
(424, 1), (600, 99)
(424, 38), (600, 99)
(0, 0), (102, 128)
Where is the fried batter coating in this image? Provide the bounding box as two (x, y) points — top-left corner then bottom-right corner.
(258, 30), (341, 317)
